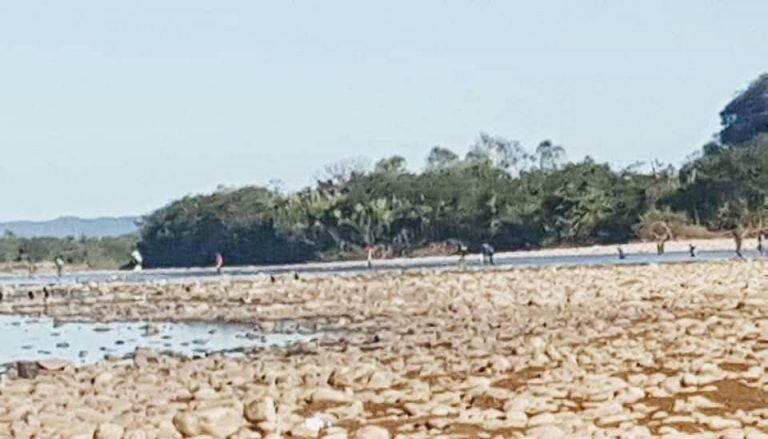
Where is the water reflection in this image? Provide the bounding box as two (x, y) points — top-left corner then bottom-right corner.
(0, 315), (322, 367)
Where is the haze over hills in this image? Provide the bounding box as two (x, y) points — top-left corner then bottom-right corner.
(0, 216), (139, 238)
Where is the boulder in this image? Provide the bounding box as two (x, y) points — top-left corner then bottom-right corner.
(173, 407), (245, 438)
(244, 397), (277, 424)
(94, 423), (125, 439)
(37, 359), (71, 371)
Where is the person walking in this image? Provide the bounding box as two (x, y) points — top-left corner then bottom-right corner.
(481, 243), (495, 265)
(130, 249), (143, 271)
(457, 242), (468, 267)
(215, 252), (224, 275)
(366, 247), (374, 270)
(733, 226), (745, 258)
(54, 255), (65, 278)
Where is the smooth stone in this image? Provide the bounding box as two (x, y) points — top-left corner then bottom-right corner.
(354, 425), (389, 439)
(312, 388), (350, 404)
(705, 416), (742, 431)
(526, 425), (565, 438)
(527, 412), (555, 427)
(244, 397), (277, 424)
(94, 423), (125, 439)
(37, 359), (71, 371)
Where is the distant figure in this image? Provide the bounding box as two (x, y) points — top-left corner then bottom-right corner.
(293, 272), (300, 281)
(617, 246), (626, 260)
(656, 237), (669, 255)
(758, 234), (765, 257)
(16, 247), (27, 263)
(457, 243), (469, 267)
(481, 243), (495, 265)
(130, 250), (143, 271)
(214, 252), (224, 275)
(270, 274), (276, 283)
(733, 225), (745, 258)
(366, 247), (374, 270)
(16, 247), (35, 277)
(649, 221), (672, 255)
(689, 244), (697, 258)
(54, 256), (65, 278)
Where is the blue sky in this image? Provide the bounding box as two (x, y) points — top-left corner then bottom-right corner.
(1, 1), (767, 221)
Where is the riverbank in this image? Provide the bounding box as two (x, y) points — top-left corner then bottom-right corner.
(500, 237), (745, 258)
(2, 260), (768, 437)
(0, 236), (749, 278)
(0, 261), (91, 275)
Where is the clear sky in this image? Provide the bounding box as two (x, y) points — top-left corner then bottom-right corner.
(1, 1), (767, 221)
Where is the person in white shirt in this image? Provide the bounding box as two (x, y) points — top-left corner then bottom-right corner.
(54, 256), (65, 278)
(130, 250), (143, 271)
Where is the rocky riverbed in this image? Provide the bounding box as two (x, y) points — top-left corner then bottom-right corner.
(2, 260), (768, 437)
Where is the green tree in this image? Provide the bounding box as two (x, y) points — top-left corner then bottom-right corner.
(720, 74), (768, 145)
(425, 146), (459, 171)
(374, 156), (407, 174)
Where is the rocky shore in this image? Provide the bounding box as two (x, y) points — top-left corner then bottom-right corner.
(2, 260), (768, 437)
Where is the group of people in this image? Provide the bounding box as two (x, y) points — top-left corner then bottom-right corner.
(617, 229), (768, 260)
(45, 229), (768, 278)
(455, 242), (495, 266)
(361, 241), (496, 271)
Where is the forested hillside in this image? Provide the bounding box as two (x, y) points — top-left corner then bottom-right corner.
(138, 74), (768, 268)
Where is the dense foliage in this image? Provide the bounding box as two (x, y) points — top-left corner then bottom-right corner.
(0, 234), (138, 269)
(720, 74), (768, 145)
(664, 136), (768, 227)
(137, 137), (675, 267)
(136, 73), (768, 268)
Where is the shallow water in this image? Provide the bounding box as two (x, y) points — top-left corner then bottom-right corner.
(0, 315), (322, 367)
(0, 249), (759, 287)
(0, 250), (758, 369)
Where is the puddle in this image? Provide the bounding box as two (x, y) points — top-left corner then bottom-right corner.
(0, 315), (326, 368)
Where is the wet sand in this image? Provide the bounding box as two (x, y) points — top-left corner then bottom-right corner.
(0, 237), (747, 280)
(1, 237), (755, 292)
(498, 237), (745, 258)
(2, 260), (768, 437)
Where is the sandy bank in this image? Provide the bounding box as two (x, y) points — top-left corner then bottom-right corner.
(499, 237), (748, 258)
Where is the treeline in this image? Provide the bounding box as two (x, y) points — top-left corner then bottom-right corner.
(138, 74), (768, 268)
(0, 233), (138, 269)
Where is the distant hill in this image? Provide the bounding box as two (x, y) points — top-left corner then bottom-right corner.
(0, 216), (140, 238)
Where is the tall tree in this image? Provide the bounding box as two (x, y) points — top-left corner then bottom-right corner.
(720, 74), (768, 145)
(425, 146), (459, 171)
(535, 140), (566, 170)
(374, 156), (407, 174)
(466, 132), (533, 175)
(319, 157), (369, 184)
